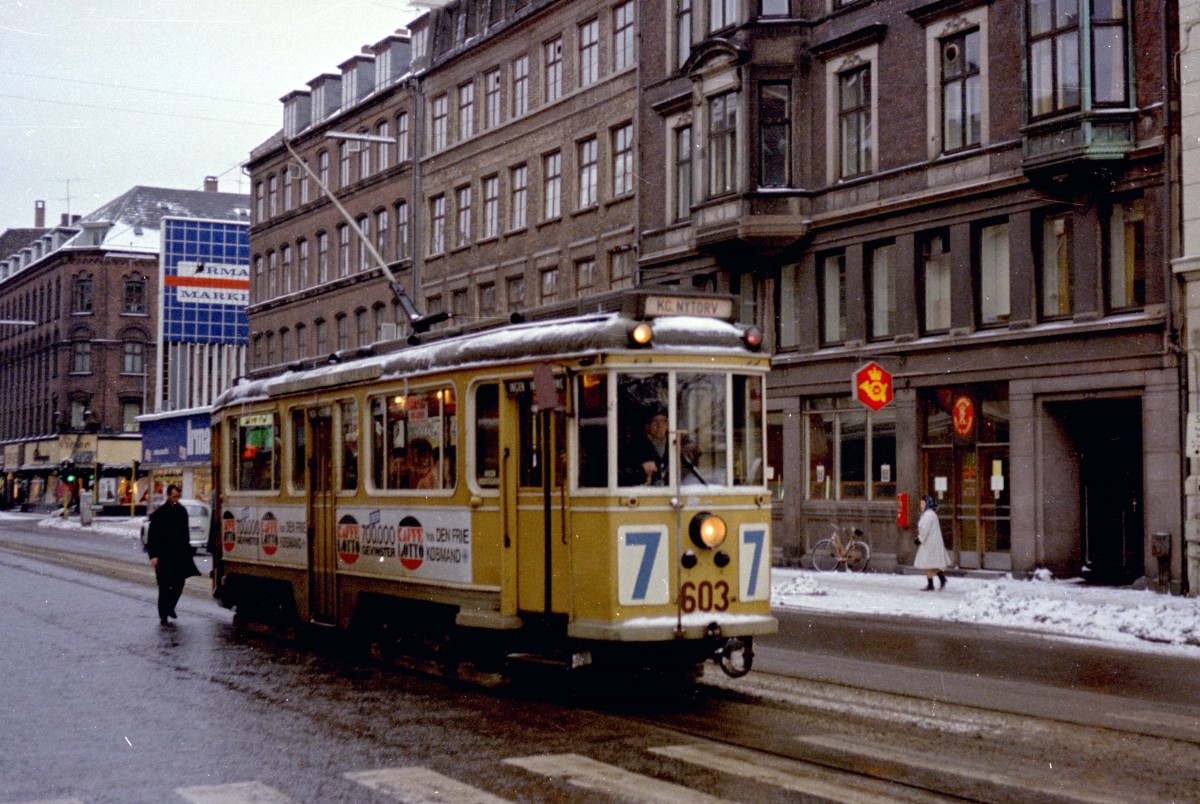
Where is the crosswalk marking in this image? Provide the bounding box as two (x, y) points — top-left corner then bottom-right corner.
(795, 734), (1129, 804)
(504, 753), (728, 803)
(651, 743), (941, 803)
(345, 767), (510, 803)
(175, 781), (293, 803)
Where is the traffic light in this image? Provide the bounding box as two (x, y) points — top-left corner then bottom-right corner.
(60, 459), (75, 483)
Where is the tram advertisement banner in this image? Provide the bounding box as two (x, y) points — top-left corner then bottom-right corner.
(336, 507), (472, 584)
(221, 506), (307, 568)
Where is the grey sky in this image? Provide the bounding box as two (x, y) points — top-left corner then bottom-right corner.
(0, 0), (421, 230)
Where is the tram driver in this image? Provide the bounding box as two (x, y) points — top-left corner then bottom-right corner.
(619, 404), (670, 486)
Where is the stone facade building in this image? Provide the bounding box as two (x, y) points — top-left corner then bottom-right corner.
(245, 0), (1185, 590)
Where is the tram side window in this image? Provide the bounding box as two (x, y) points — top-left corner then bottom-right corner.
(618, 372), (670, 487)
(234, 413), (280, 491)
(474, 384), (500, 489)
(340, 400), (359, 491)
(678, 373), (728, 485)
(732, 374), (765, 485)
(369, 387), (457, 490)
(576, 374), (608, 488)
(290, 409), (306, 491)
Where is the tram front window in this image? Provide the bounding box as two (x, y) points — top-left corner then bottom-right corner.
(678, 373), (727, 485)
(618, 373), (670, 487)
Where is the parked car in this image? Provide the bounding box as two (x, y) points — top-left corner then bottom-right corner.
(139, 498), (211, 553)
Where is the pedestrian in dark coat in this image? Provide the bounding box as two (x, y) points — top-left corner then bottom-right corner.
(147, 484), (200, 625)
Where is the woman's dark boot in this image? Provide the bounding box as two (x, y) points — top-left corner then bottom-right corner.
(922, 577), (935, 591)
(937, 570), (947, 590)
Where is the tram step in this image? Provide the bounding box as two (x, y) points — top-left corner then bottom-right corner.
(506, 651), (593, 671)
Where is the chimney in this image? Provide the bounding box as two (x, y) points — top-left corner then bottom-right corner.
(204, 176), (219, 192)
(35, 200), (45, 228)
(61, 213), (71, 226)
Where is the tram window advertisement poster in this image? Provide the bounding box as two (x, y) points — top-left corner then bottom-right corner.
(221, 505), (473, 584)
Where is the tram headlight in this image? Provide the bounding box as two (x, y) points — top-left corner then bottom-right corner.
(689, 512), (727, 550)
(630, 322), (654, 347)
(742, 325), (764, 351)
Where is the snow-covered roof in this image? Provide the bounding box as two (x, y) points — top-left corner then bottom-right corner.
(66, 185), (250, 254)
(216, 312), (764, 409)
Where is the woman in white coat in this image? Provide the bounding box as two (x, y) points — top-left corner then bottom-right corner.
(915, 495), (949, 591)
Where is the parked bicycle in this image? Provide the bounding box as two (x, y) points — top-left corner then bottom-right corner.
(811, 523), (871, 572)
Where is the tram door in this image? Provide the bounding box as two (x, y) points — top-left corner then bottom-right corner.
(307, 408), (338, 624)
(505, 378), (569, 619)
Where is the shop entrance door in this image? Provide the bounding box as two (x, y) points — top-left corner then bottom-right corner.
(923, 445), (1011, 569)
(1074, 399), (1143, 584)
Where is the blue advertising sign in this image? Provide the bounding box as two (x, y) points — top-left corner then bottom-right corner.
(140, 412), (212, 466)
(161, 217), (250, 344)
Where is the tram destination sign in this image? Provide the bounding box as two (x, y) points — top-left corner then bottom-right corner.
(644, 294), (734, 319)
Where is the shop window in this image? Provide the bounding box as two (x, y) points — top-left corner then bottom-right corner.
(805, 396), (895, 501)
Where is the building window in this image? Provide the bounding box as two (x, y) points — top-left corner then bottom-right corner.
(267, 250), (278, 297)
(610, 248), (634, 289)
(283, 168), (293, 211)
(1040, 212), (1073, 319)
(377, 121), (390, 170)
(675, 1), (693, 70)
(72, 275), (93, 313)
(358, 130), (371, 178)
(395, 201), (410, 259)
(941, 29), (981, 152)
(513, 55), (530, 116)
(72, 340), (91, 374)
(298, 239), (309, 288)
(543, 151), (562, 220)
(255, 181), (265, 222)
(507, 275), (526, 309)
(317, 231), (329, 283)
(579, 19), (599, 86)
(978, 221), (1011, 326)
(710, 0), (736, 32)
(761, 0), (788, 16)
(674, 124), (692, 220)
(758, 82), (790, 187)
(576, 258), (596, 291)
(281, 244), (293, 294)
(280, 327), (292, 363)
(820, 252), (846, 346)
(268, 174), (278, 217)
(485, 68), (502, 128)
(578, 137), (598, 209)
(613, 1), (635, 71)
(336, 314), (348, 351)
(708, 92), (737, 197)
(375, 208), (389, 263)
(253, 254), (263, 299)
(838, 64), (872, 179)
(868, 243), (895, 340)
(339, 142), (351, 187)
(296, 323), (307, 357)
(482, 176), (500, 238)
(430, 195), (446, 255)
(805, 396), (896, 501)
(456, 185), (472, 248)
(1107, 198), (1145, 311)
(544, 38), (563, 103)
(458, 81), (474, 140)
(338, 225), (351, 278)
(396, 112), (410, 161)
(432, 94), (448, 151)
(299, 160), (310, 204)
(510, 164), (528, 230)
(540, 267), (559, 303)
(122, 275), (145, 313)
(1093, 1), (1128, 105)
(356, 309), (369, 347)
(318, 150), (330, 194)
(315, 319), (328, 355)
(121, 400), (141, 433)
(922, 231), (952, 333)
(356, 215), (370, 272)
(479, 283), (497, 316)
(1028, 0), (1081, 117)
(612, 123), (634, 197)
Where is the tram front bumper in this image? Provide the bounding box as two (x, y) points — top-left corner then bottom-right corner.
(568, 613), (777, 642)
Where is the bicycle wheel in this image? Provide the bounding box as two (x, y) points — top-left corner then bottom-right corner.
(811, 539), (840, 571)
(844, 542), (870, 572)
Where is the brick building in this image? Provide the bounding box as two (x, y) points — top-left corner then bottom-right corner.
(245, 0), (1184, 589)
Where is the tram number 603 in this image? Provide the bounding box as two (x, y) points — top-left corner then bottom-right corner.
(680, 580), (730, 612)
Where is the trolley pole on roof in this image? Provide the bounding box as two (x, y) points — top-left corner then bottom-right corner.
(278, 136), (449, 335)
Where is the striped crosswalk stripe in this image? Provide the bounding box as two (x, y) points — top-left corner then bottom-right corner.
(504, 753), (727, 803)
(651, 742), (943, 803)
(345, 767), (510, 803)
(175, 780), (292, 803)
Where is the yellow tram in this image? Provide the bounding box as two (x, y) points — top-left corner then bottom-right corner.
(210, 290), (776, 678)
